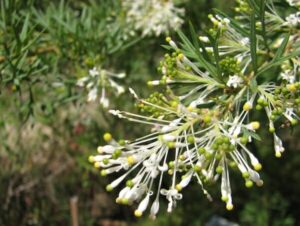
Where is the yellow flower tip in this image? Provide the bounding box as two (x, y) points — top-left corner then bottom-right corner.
(94, 162), (101, 168)
(116, 198), (122, 204)
(245, 180), (253, 188)
(221, 196), (229, 202)
(166, 37), (172, 43)
(203, 115), (212, 124)
(100, 170), (107, 177)
(171, 100), (179, 108)
(256, 180), (264, 187)
(168, 169), (173, 175)
(179, 155), (186, 161)
(121, 198), (129, 205)
(134, 210), (143, 218)
(175, 184), (182, 191)
(88, 156), (95, 163)
(269, 127), (275, 133)
(177, 53), (184, 61)
(127, 156), (136, 165)
(251, 121), (260, 130)
(106, 184), (113, 192)
(187, 105), (194, 112)
(167, 141), (175, 148)
(226, 203), (234, 211)
(287, 84), (297, 92)
(103, 132), (112, 142)
(97, 146), (103, 154)
(275, 151), (282, 158)
(254, 163), (262, 171)
(243, 102), (252, 111)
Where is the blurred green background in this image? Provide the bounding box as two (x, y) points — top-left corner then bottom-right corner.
(0, 0), (299, 225)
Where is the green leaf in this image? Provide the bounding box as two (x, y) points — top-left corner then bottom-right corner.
(273, 33), (290, 61)
(259, 0), (269, 50)
(249, 78), (258, 92)
(242, 128), (261, 141)
(177, 30), (219, 80)
(196, 101), (216, 108)
(250, 12), (258, 73)
(208, 30), (221, 77)
(20, 14), (30, 42)
(257, 51), (300, 76)
(246, 0), (260, 15)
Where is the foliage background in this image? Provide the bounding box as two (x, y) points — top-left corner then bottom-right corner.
(0, 0), (299, 225)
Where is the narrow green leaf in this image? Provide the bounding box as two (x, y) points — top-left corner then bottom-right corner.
(260, 0), (269, 50)
(189, 22), (210, 62)
(177, 30), (219, 79)
(20, 14), (30, 42)
(242, 128), (261, 141)
(246, 0), (260, 15)
(273, 33), (290, 61)
(196, 101), (216, 108)
(250, 12), (258, 73)
(208, 30), (221, 77)
(257, 51), (300, 76)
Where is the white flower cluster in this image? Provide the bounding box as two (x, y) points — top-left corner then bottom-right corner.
(287, 0), (300, 7)
(122, 0), (184, 37)
(89, 0), (300, 219)
(77, 67), (125, 108)
(286, 12), (300, 27)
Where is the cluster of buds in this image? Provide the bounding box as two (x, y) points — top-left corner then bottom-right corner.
(89, 0), (300, 218)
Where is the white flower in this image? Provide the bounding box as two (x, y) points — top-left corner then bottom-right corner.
(123, 0), (184, 37)
(274, 134), (285, 158)
(281, 70), (296, 83)
(287, 0), (300, 7)
(77, 67), (126, 108)
(226, 75), (243, 88)
(160, 188), (182, 212)
(285, 12), (300, 27)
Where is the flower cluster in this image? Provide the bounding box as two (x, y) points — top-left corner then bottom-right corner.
(287, 0), (300, 7)
(89, 0), (300, 218)
(77, 67), (125, 108)
(122, 0), (184, 37)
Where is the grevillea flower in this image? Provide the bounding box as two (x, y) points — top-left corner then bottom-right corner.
(122, 0), (184, 37)
(77, 67), (125, 108)
(89, 0), (300, 218)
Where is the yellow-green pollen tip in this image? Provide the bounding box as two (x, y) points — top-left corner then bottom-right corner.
(127, 156), (136, 165)
(245, 180), (253, 188)
(100, 170), (107, 177)
(166, 37), (171, 43)
(251, 121), (260, 130)
(287, 83), (297, 92)
(94, 162), (101, 168)
(221, 196), (229, 202)
(103, 132), (112, 142)
(177, 53), (184, 61)
(88, 156), (94, 162)
(226, 204), (234, 211)
(243, 102), (252, 111)
(106, 184), (113, 192)
(275, 151), (282, 158)
(254, 163), (262, 171)
(175, 184), (182, 191)
(134, 210), (143, 217)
